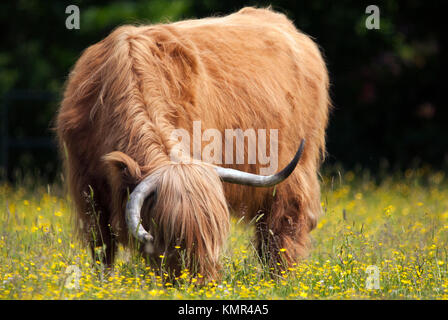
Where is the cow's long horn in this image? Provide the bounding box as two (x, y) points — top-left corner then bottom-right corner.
(125, 175), (156, 248)
(126, 139), (304, 245)
(215, 139), (305, 187)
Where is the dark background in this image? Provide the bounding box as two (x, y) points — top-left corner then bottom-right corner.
(0, 0), (445, 182)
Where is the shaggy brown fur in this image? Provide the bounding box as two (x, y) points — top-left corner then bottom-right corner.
(56, 7), (330, 279)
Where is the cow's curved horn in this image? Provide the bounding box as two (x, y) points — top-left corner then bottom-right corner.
(215, 139), (305, 187)
(125, 175), (156, 249)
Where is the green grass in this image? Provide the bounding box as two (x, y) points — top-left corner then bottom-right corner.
(1, 167), (448, 299)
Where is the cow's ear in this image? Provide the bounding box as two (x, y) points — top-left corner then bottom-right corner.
(102, 151), (142, 187)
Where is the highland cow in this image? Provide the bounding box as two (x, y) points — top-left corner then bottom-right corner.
(56, 7), (330, 280)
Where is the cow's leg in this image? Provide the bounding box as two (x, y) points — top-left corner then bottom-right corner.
(88, 216), (117, 268)
(71, 176), (117, 268)
(86, 191), (118, 267)
(256, 177), (320, 270)
(255, 202), (309, 270)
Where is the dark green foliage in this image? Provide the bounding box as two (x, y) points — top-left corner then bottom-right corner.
(0, 1), (444, 181)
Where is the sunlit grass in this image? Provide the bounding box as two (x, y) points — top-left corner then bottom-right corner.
(1, 167), (447, 299)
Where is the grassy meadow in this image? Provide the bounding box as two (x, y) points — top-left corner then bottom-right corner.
(1, 167), (448, 299)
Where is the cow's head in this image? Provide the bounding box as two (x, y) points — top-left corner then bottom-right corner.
(103, 140), (305, 279)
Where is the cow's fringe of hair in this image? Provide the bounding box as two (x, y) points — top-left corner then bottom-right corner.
(146, 162), (230, 279)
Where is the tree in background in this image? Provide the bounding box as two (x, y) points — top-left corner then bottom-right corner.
(0, 0), (444, 181)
